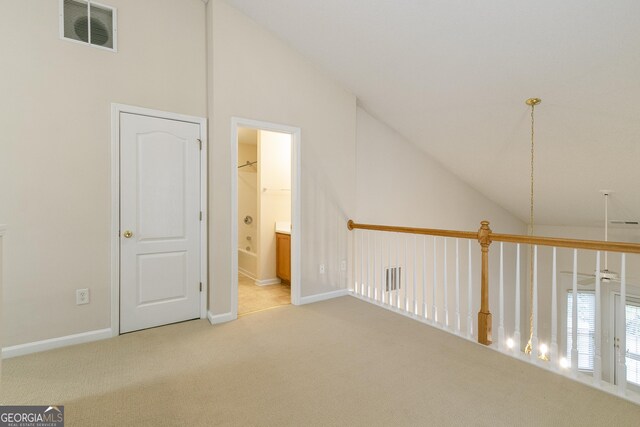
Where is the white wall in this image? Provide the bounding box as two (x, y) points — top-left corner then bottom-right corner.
(257, 130), (291, 282)
(356, 108), (525, 233)
(0, 0), (207, 347)
(356, 107), (527, 342)
(207, 0), (356, 314)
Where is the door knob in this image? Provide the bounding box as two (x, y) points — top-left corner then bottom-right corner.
(123, 230), (133, 238)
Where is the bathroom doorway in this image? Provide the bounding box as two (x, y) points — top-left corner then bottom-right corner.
(231, 118), (301, 317)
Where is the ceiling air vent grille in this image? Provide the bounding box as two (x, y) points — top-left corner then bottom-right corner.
(60, 0), (117, 51)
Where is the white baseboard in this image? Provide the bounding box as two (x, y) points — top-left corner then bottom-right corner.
(238, 268), (256, 281)
(299, 289), (349, 305)
(2, 328), (113, 359)
(254, 278), (281, 286)
(207, 310), (236, 325)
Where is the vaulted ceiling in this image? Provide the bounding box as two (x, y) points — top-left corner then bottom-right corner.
(224, 0), (640, 228)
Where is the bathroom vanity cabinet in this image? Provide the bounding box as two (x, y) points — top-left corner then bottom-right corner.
(276, 232), (291, 284)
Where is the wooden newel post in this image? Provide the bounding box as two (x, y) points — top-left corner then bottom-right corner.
(477, 220), (493, 345)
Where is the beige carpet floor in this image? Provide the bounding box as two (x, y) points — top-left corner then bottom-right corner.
(238, 273), (290, 316)
(2, 296), (640, 426)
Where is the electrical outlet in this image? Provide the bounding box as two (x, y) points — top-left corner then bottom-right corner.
(319, 264), (326, 274)
(76, 288), (89, 305)
(340, 260), (347, 271)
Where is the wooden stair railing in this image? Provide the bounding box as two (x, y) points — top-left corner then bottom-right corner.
(347, 219), (640, 346)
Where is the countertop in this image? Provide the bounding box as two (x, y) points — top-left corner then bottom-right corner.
(275, 221), (291, 235)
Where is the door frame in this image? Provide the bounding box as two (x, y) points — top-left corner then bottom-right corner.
(110, 103), (208, 336)
(231, 117), (302, 317)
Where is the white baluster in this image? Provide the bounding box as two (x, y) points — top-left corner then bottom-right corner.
(618, 254), (627, 394)
(455, 239), (461, 334)
(467, 240), (473, 338)
(390, 233), (395, 307)
(360, 230), (367, 297)
(350, 229), (355, 293)
(396, 233), (400, 309)
(366, 231), (371, 299)
(389, 234), (393, 306)
(404, 234), (408, 312)
(432, 237), (438, 323)
(551, 247), (558, 366)
(362, 231), (366, 298)
(360, 230), (365, 296)
(379, 234), (383, 303)
(423, 236), (427, 319)
(373, 232), (378, 302)
(350, 230), (354, 292)
(356, 230), (360, 295)
(514, 244), (521, 352)
(386, 232), (391, 306)
(444, 238), (449, 328)
(352, 230), (356, 293)
(375, 233), (384, 303)
(368, 232), (372, 299)
(499, 242), (505, 351)
(594, 251), (602, 385)
(532, 245), (539, 362)
(571, 249), (578, 377)
(413, 235), (417, 315)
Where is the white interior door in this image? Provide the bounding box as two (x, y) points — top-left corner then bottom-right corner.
(120, 113), (201, 333)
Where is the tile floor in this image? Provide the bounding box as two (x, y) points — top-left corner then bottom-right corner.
(238, 273), (290, 315)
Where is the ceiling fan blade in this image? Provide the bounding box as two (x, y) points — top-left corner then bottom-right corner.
(560, 271), (594, 278)
(578, 278), (595, 286)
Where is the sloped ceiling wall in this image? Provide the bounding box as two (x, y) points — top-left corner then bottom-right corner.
(225, 0), (640, 228)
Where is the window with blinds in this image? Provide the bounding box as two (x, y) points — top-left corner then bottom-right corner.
(624, 302), (640, 386)
(59, 0), (117, 51)
(566, 291), (640, 386)
(567, 291), (595, 371)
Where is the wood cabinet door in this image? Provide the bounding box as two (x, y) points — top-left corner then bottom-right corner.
(276, 233), (291, 282)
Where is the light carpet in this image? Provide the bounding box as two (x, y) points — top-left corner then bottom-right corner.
(2, 296), (640, 426)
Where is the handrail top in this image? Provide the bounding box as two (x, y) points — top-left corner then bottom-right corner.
(347, 219), (640, 254)
(347, 220), (477, 240)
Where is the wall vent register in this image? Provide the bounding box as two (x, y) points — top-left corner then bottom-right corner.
(385, 267), (402, 292)
(60, 0), (117, 51)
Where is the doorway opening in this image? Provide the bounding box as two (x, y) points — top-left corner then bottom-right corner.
(231, 118), (301, 317)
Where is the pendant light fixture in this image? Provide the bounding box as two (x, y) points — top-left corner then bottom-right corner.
(522, 98), (548, 360)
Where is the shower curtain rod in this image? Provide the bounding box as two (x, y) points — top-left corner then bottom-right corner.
(238, 160), (258, 169)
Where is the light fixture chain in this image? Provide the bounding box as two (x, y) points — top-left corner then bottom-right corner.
(525, 100), (537, 355)
(530, 104), (535, 236)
